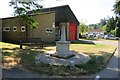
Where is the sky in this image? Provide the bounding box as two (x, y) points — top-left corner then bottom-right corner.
(0, 0), (116, 24)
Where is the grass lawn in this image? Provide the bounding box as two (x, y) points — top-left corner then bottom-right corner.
(1, 41), (116, 76)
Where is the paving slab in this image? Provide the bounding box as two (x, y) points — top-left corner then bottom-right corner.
(35, 51), (90, 65)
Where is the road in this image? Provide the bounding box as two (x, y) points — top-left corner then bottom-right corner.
(80, 39), (118, 46)
(2, 68), (42, 78)
(93, 39), (118, 46)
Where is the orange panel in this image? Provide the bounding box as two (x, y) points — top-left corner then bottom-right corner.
(68, 23), (77, 40)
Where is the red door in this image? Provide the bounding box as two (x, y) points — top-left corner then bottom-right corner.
(68, 23), (77, 40)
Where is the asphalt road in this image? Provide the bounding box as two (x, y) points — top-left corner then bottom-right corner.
(93, 39), (118, 46)
(2, 68), (42, 78)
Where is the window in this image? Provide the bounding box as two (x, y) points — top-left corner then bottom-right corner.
(21, 26), (25, 32)
(13, 27), (17, 31)
(4, 27), (10, 31)
(46, 28), (53, 33)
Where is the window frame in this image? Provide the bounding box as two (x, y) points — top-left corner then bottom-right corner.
(13, 26), (17, 32)
(21, 26), (25, 32)
(46, 28), (53, 33)
(4, 27), (10, 31)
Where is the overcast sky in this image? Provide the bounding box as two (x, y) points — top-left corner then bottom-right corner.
(0, 0), (116, 24)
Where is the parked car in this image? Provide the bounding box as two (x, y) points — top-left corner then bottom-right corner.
(81, 34), (88, 38)
(96, 34), (104, 39)
(88, 34), (94, 38)
(104, 35), (119, 40)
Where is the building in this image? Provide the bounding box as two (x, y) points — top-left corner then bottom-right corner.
(88, 29), (104, 35)
(2, 5), (80, 43)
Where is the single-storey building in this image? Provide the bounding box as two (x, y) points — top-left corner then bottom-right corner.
(2, 5), (80, 43)
(88, 29), (104, 35)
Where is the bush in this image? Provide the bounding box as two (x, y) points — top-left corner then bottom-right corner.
(76, 55), (105, 74)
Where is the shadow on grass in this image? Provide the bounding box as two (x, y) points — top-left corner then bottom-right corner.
(2, 46), (45, 69)
(71, 40), (96, 45)
(83, 51), (112, 58)
(86, 38), (98, 40)
(43, 42), (56, 47)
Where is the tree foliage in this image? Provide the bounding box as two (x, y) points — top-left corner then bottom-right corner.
(106, 17), (116, 31)
(101, 25), (106, 32)
(113, 1), (120, 15)
(115, 27), (120, 37)
(89, 24), (98, 29)
(100, 18), (107, 26)
(79, 22), (88, 34)
(9, 0), (43, 29)
(113, 1), (120, 37)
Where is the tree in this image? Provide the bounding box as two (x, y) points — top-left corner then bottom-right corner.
(100, 18), (107, 26)
(113, 1), (120, 37)
(105, 17), (116, 34)
(113, 1), (120, 15)
(89, 24), (98, 29)
(79, 22), (88, 34)
(115, 17), (120, 37)
(101, 25), (107, 32)
(115, 27), (120, 37)
(9, 0), (43, 29)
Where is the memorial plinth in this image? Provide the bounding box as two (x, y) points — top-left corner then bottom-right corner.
(56, 41), (70, 55)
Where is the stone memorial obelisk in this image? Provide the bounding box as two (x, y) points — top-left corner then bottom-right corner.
(56, 22), (70, 57)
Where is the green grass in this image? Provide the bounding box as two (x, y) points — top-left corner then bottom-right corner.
(76, 55), (105, 74)
(1, 41), (116, 76)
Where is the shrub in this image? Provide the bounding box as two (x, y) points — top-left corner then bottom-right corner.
(76, 55), (105, 74)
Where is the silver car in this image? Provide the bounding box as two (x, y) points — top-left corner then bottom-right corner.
(104, 35), (119, 40)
